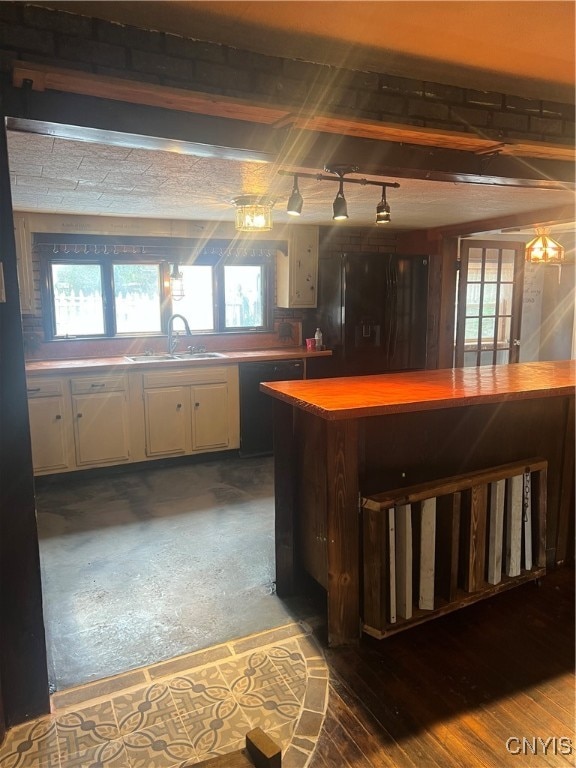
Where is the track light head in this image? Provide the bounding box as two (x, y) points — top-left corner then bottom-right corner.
(376, 186), (391, 224)
(287, 175), (303, 216)
(332, 182), (348, 221)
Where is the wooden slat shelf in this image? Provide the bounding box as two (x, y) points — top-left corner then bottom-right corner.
(363, 567), (546, 639)
(361, 459), (547, 639)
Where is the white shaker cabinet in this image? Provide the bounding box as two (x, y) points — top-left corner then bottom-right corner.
(26, 378), (72, 473)
(70, 375), (131, 466)
(276, 225), (318, 308)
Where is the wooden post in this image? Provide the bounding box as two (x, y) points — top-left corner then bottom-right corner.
(273, 400), (297, 596)
(395, 504), (413, 619)
(461, 484), (488, 592)
(325, 419), (360, 645)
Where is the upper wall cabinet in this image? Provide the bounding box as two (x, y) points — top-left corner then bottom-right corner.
(276, 225), (318, 308)
(13, 213), (35, 314)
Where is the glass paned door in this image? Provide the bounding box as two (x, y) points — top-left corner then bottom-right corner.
(455, 240), (525, 367)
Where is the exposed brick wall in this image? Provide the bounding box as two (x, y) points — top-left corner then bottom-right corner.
(318, 225), (397, 257)
(0, 3), (573, 144)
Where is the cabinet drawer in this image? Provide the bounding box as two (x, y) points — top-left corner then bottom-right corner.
(26, 378), (64, 398)
(143, 366), (229, 389)
(70, 375), (128, 394)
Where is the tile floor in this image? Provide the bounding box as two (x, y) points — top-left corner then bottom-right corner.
(0, 621), (328, 768)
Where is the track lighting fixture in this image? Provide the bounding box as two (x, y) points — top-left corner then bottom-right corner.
(278, 166), (399, 225)
(376, 186), (391, 224)
(287, 175), (303, 216)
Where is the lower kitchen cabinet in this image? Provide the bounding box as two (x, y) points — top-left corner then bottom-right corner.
(144, 386), (190, 456)
(27, 380), (72, 473)
(192, 382), (230, 450)
(142, 367), (238, 458)
(26, 364), (240, 474)
(70, 374), (131, 467)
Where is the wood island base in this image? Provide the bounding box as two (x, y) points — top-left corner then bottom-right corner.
(262, 361), (575, 646)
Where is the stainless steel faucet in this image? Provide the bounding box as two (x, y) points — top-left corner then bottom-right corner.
(167, 314), (192, 353)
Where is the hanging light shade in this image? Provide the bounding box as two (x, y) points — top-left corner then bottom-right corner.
(376, 186), (391, 224)
(287, 175), (303, 216)
(232, 195), (274, 232)
(332, 181), (348, 221)
(169, 262), (184, 301)
(525, 227), (565, 263)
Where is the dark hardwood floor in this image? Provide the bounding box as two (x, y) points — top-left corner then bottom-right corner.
(310, 565), (575, 767)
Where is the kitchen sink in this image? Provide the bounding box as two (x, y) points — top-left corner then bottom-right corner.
(125, 353), (179, 362)
(125, 352), (227, 362)
(174, 352), (227, 359)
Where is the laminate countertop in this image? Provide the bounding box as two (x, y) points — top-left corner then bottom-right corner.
(26, 348), (332, 375)
(260, 360), (576, 420)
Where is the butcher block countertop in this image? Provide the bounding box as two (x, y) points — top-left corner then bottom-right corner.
(260, 360), (576, 420)
(26, 347), (331, 375)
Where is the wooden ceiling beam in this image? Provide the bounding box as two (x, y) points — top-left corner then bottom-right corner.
(12, 61), (575, 169)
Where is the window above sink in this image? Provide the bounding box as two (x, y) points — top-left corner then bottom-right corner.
(37, 235), (283, 342)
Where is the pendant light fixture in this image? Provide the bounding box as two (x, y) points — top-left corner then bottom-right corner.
(232, 195), (274, 232)
(332, 179), (348, 221)
(169, 261), (184, 301)
(376, 186), (391, 224)
(287, 175), (303, 217)
(525, 227), (565, 263)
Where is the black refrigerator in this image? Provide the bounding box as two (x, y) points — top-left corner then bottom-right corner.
(308, 252), (429, 377)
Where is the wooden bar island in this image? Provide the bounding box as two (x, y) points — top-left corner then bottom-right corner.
(261, 360), (575, 646)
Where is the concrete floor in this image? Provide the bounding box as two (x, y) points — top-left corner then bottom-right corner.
(35, 454), (319, 692)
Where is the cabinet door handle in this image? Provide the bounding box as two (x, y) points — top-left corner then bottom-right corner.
(176, 403), (182, 409)
(27, 387), (41, 393)
(55, 414), (62, 420)
(195, 402), (200, 408)
(77, 413), (83, 418)
(90, 383), (105, 388)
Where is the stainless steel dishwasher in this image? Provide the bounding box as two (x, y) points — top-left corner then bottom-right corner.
(239, 359), (304, 457)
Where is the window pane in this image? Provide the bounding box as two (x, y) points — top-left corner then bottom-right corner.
(464, 317), (479, 344)
(498, 315), (511, 344)
(51, 263), (104, 336)
(497, 283), (513, 315)
(224, 265), (263, 328)
(177, 266), (214, 331)
(481, 316), (496, 341)
(114, 264), (161, 334)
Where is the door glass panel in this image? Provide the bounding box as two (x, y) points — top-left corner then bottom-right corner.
(498, 316), (511, 344)
(498, 283), (513, 314)
(481, 316), (495, 340)
(496, 350), (509, 364)
(51, 263), (104, 336)
(455, 240), (524, 368)
(465, 317), (480, 344)
(501, 250), (516, 271)
(482, 283), (498, 315)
